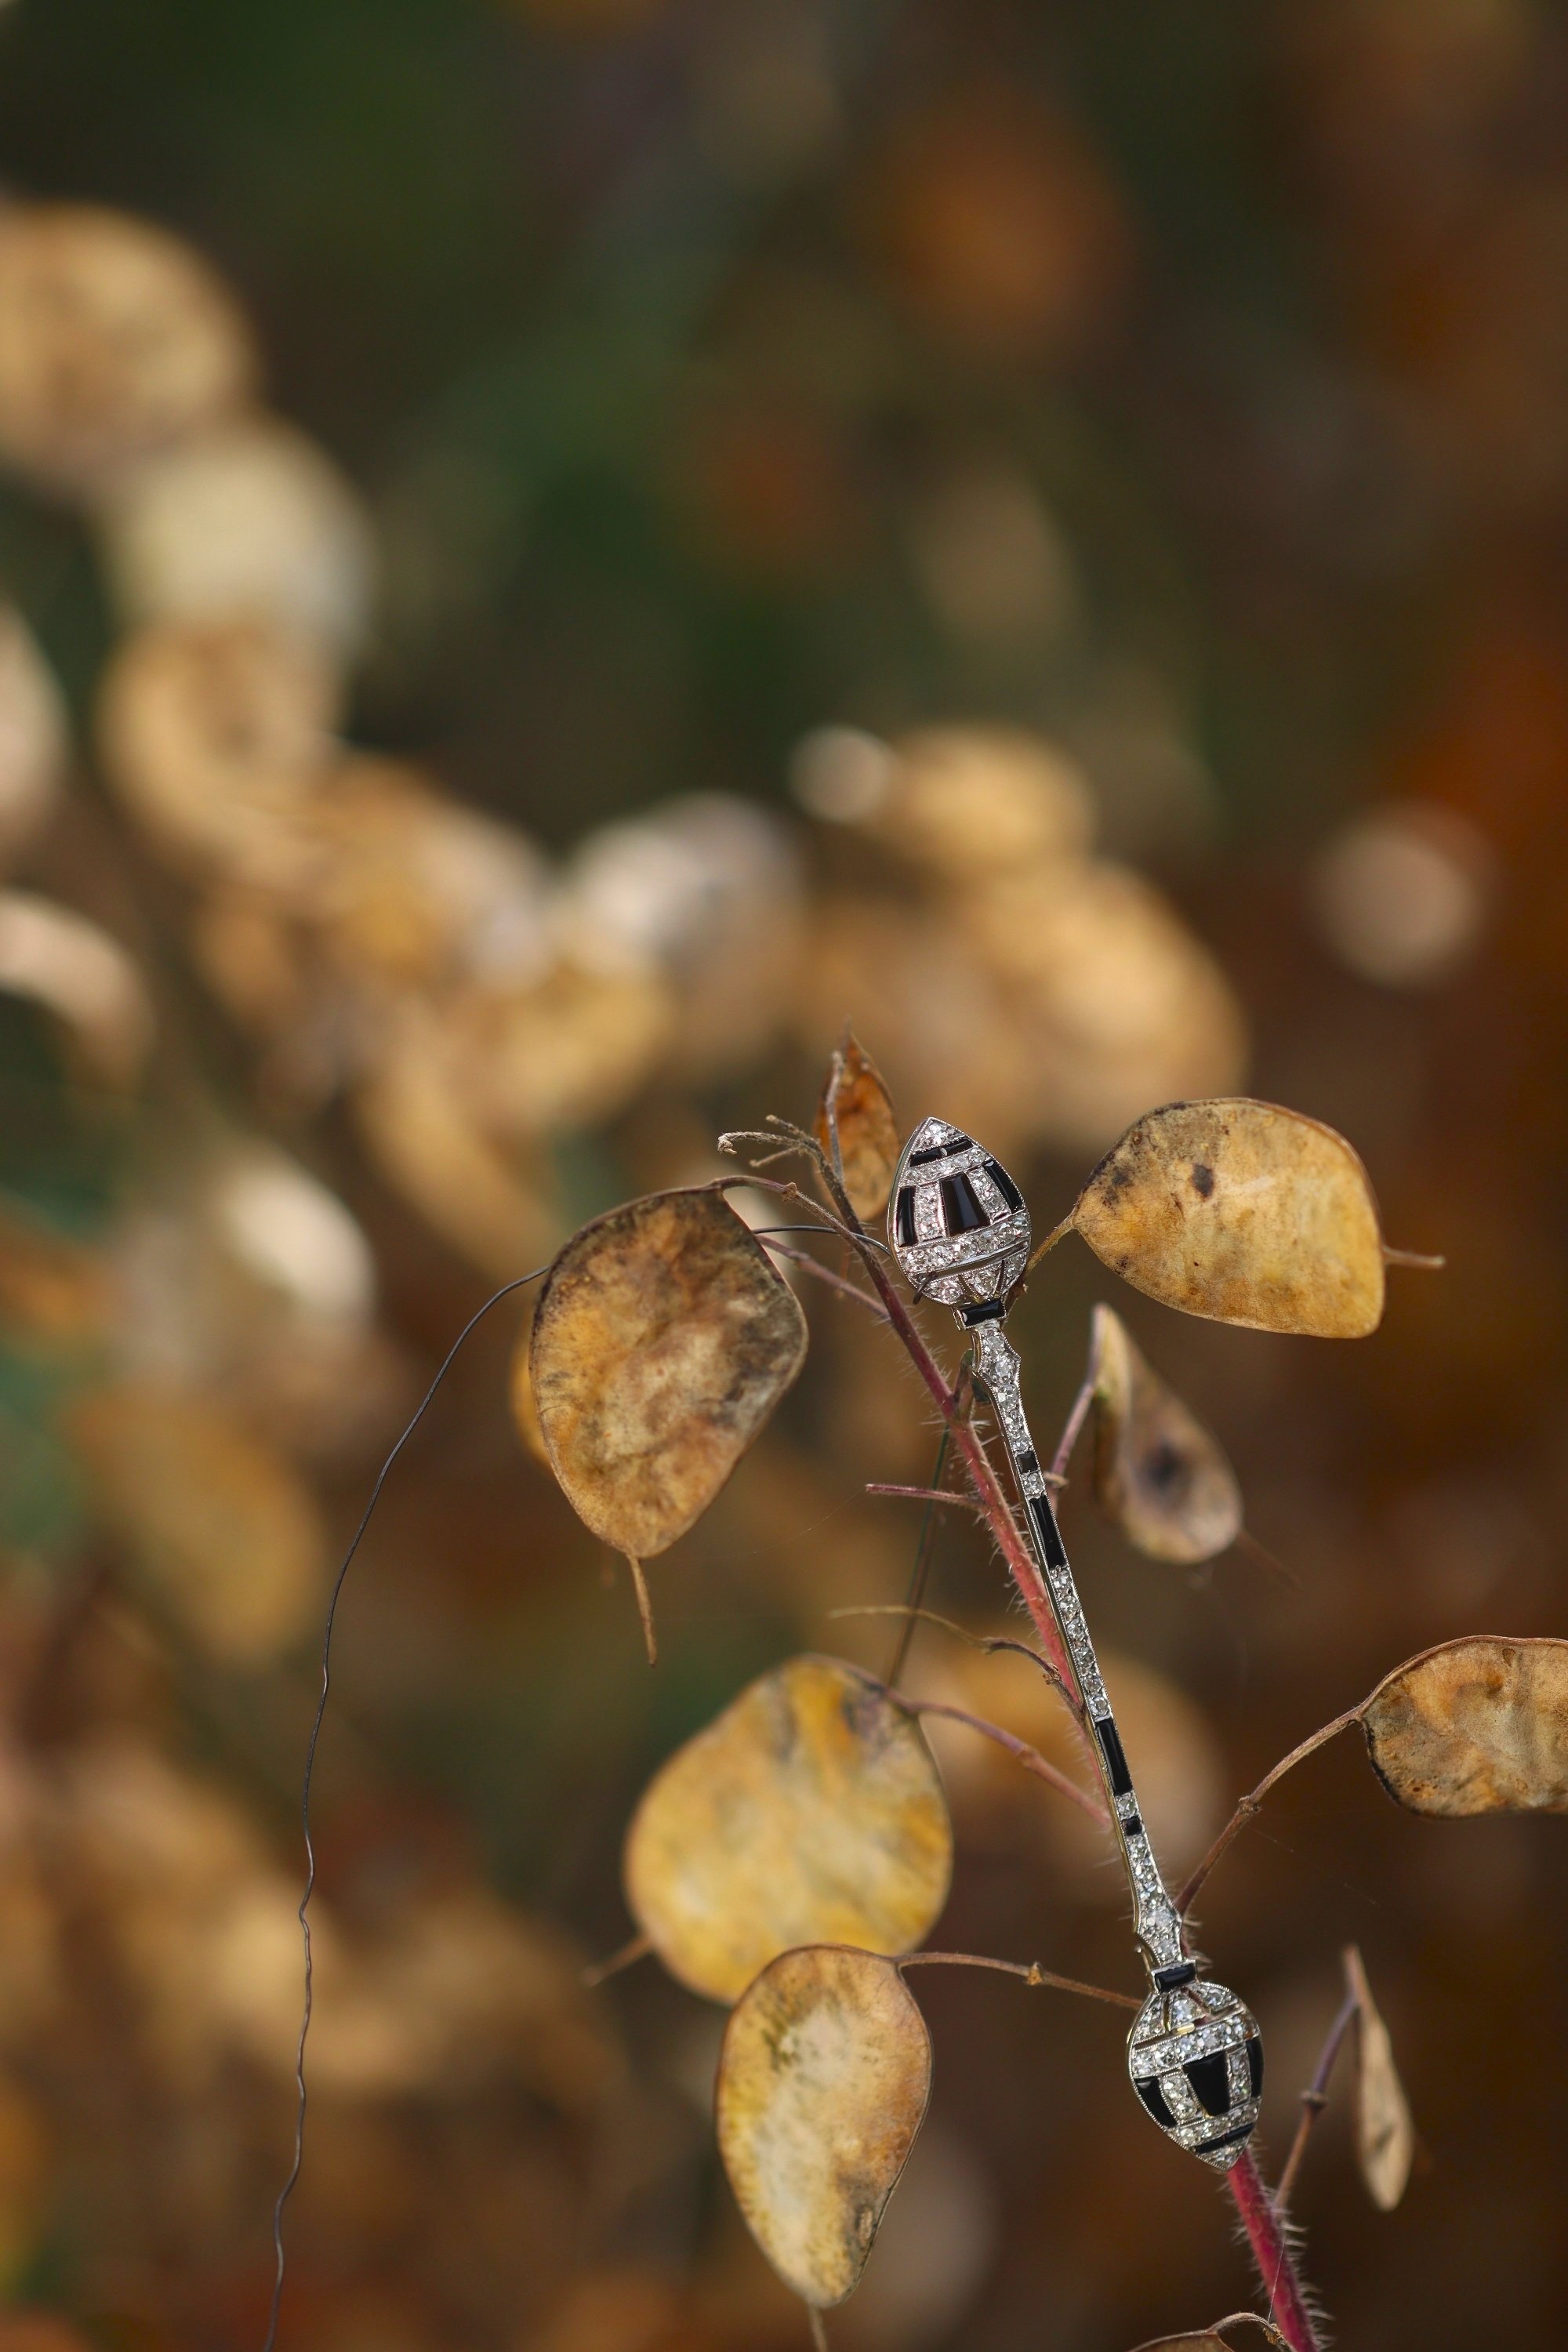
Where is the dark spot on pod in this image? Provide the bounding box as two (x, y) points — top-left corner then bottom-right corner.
(1135, 2075), (1175, 2128)
(1191, 1163), (1215, 1199)
(1184, 2053), (1233, 2118)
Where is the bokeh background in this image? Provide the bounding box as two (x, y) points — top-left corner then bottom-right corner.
(0, 1), (1563, 2347)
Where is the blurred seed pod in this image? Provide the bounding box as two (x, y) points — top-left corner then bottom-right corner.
(1311, 799), (1496, 988)
(958, 861), (1247, 1154)
(445, 962), (675, 1142)
(862, 88), (1131, 358)
(0, 890), (154, 1087)
(0, 204), (257, 492)
(302, 758), (554, 996)
(94, 413), (374, 654)
(918, 1641), (1225, 1883)
(68, 1380), (329, 1666)
(800, 724), (1094, 881)
(96, 616), (343, 884)
(0, 609), (67, 870)
(906, 466), (1080, 655)
(555, 793), (804, 1080)
(111, 1140), (396, 1457)
(354, 1013), (561, 1279)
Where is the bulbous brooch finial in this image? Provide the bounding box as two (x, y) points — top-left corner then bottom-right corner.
(887, 1116), (1032, 1321)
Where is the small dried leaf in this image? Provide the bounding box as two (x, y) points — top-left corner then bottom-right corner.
(1071, 1098), (1385, 1338)
(1344, 1946), (1414, 2212)
(815, 1033), (899, 1220)
(531, 1189), (808, 1559)
(1088, 1304), (1243, 1564)
(716, 1945), (931, 2307)
(626, 1656), (952, 2002)
(1362, 1635), (1568, 1815)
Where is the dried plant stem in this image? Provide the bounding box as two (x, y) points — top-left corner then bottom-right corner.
(866, 1480), (985, 1511)
(905, 1697), (1109, 1824)
(1177, 1706), (1364, 1915)
(581, 1931), (653, 1987)
(1275, 1976), (1359, 2212)
(808, 2307), (829, 2352)
(884, 1424), (953, 1687)
(757, 1236), (889, 1319)
(1381, 1246), (1445, 1271)
(899, 1952), (1140, 2009)
(1024, 1213), (1074, 1277)
(1229, 2147), (1323, 2352)
(625, 1555), (657, 1666)
(1050, 1359), (1097, 1483)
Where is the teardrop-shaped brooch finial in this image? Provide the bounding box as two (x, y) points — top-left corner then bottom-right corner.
(887, 1116), (1032, 1323)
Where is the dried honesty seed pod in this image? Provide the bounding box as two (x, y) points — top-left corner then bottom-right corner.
(0, 205), (257, 490)
(1088, 1304), (1243, 1565)
(1069, 1098), (1386, 1338)
(530, 1189), (808, 1559)
(0, 609), (67, 869)
(624, 1655), (951, 2002)
(0, 891), (154, 1087)
(1344, 1946), (1414, 2212)
(1362, 1635), (1568, 1815)
(96, 414), (374, 654)
(715, 1945), (932, 2308)
(69, 1382), (327, 1665)
(815, 1032), (900, 1220)
(96, 617), (342, 884)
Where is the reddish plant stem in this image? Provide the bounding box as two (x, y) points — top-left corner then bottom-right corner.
(904, 1697), (1109, 1824)
(1229, 2147), (1323, 2352)
(723, 1156), (1327, 2349)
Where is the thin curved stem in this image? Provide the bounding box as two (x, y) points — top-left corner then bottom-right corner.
(899, 1952), (1140, 2009)
(904, 1697), (1108, 1824)
(885, 1424), (952, 1688)
(1178, 1706), (1363, 1915)
(1276, 1973), (1359, 2214)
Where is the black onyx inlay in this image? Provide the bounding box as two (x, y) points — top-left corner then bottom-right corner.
(1185, 2053), (1233, 2118)
(909, 1137), (971, 1166)
(984, 1157), (1024, 1212)
(960, 1298), (1008, 1324)
(895, 1189), (916, 1247)
(1094, 1716), (1134, 1798)
(1015, 1447), (1039, 1475)
(1153, 1962), (1197, 1991)
(1122, 1812), (1142, 1838)
(940, 1173), (989, 1234)
(1029, 1494), (1067, 1568)
(1247, 2037), (1264, 2097)
(1134, 2076), (1175, 2129)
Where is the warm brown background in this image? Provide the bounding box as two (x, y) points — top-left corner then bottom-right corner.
(0, 2), (1565, 2348)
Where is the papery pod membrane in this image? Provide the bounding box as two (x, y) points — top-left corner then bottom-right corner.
(1087, 1302), (1243, 1564)
(625, 1655), (951, 2002)
(716, 1945), (931, 2307)
(815, 1032), (899, 1221)
(530, 1189), (808, 1559)
(1071, 1098), (1385, 1338)
(1363, 1635), (1568, 1815)
(1344, 1945), (1414, 2212)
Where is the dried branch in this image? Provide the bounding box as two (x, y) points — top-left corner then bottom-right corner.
(903, 1696), (1109, 1824)
(898, 1951), (1140, 2009)
(1275, 1974), (1359, 2212)
(1178, 1706), (1364, 1915)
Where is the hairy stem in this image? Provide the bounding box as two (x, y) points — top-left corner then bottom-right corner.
(1228, 2147), (1324, 2352)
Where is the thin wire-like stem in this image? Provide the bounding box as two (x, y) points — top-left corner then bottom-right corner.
(905, 1697), (1108, 1824)
(1382, 1246), (1445, 1270)
(885, 1424), (952, 1687)
(757, 1236), (888, 1318)
(1023, 1214), (1074, 1278)
(1229, 2147), (1324, 2351)
(828, 1603), (1061, 1683)
(1275, 1971), (1360, 2212)
(808, 2307), (829, 2352)
(899, 1951), (1140, 2009)
(1177, 1706), (1363, 1915)
(582, 1931), (653, 1988)
(1050, 1360), (1097, 1483)
(625, 1555), (657, 1665)
(261, 1265), (548, 2352)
